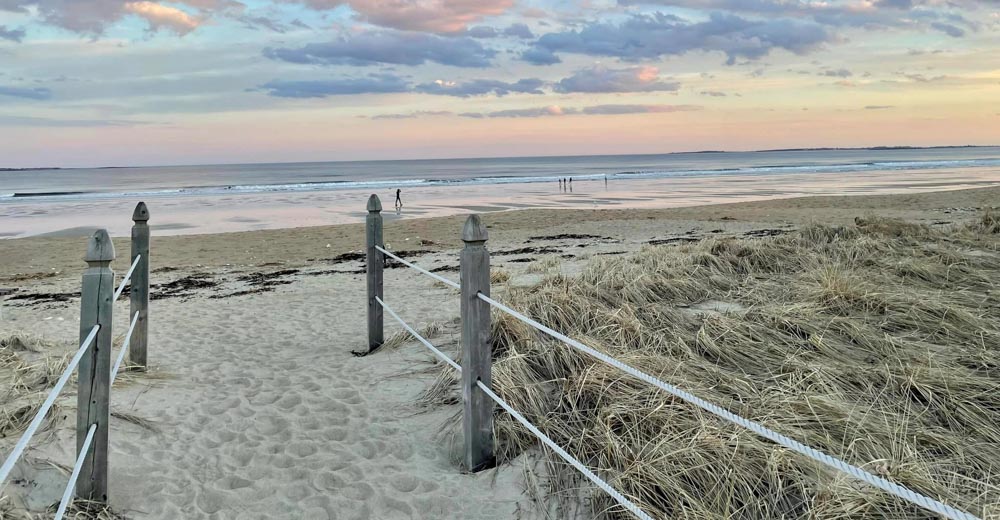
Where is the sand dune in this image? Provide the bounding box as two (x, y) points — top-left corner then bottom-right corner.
(1, 187), (998, 518)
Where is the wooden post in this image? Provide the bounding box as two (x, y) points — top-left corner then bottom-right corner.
(129, 202), (150, 370)
(77, 229), (115, 502)
(366, 195), (384, 351)
(460, 214), (493, 471)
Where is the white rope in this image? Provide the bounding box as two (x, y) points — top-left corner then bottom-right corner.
(0, 325), (100, 487)
(374, 246), (460, 290)
(110, 311), (141, 384)
(477, 293), (980, 520)
(375, 296), (461, 372)
(113, 254), (141, 300)
(54, 423), (97, 520)
(477, 380), (654, 520)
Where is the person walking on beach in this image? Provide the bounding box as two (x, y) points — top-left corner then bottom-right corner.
(395, 188), (402, 209)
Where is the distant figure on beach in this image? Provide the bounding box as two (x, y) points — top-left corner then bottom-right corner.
(395, 189), (402, 209)
(605, 175), (608, 187)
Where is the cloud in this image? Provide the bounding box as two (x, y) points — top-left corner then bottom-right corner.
(370, 110), (452, 119)
(618, 0), (976, 37)
(264, 30), (495, 67)
(0, 85), (52, 100)
(124, 2), (201, 34)
(258, 74), (545, 98)
(554, 65), (679, 93)
(279, 0), (514, 33)
(523, 12), (833, 66)
(459, 103), (701, 118)
(465, 25), (498, 38)
(0, 0), (210, 35)
(0, 115), (153, 126)
(899, 72), (947, 82)
(476, 105), (570, 118)
(258, 74), (410, 97)
(700, 90), (727, 96)
(520, 46), (560, 65)
(414, 78), (543, 96)
(504, 23), (533, 39)
(580, 104), (699, 114)
(864, 105), (893, 109)
(0, 25), (24, 42)
(821, 68), (853, 77)
(239, 14), (291, 33)
(930, 21), (964, 36)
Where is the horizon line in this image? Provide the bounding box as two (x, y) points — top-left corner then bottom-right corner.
(2, 144), (996, 172)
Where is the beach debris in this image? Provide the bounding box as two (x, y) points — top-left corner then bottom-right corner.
(0, 272), (57, 283)
(525, 233), (613, 242)
(210, 269), (300, 299)
(151, 273), (217, 300)
(8, 290), (80, 306)
(743, 228), (790, 238)
(647, 237), (700, 245)
(493, 246), (563, 256)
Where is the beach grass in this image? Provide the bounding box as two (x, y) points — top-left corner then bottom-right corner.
(429, 214), (1000, 519)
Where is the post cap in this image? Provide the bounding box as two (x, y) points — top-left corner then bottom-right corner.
(461, 214), (488, 243)
(367, 194), (382, 212)
(85, 229), (116, 263)
(132, 201), (150, 222)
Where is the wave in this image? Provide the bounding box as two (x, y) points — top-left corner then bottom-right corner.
(4, 157), (999, 202)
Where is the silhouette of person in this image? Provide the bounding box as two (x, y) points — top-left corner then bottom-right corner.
(395, 188), (402, 209)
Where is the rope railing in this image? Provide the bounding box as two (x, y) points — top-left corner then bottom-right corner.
(111, 311), (141, 384)
(1, 203), (152, 513)
(0, 325), (100, 486)
(113, 254), (141, 300)
(476, 380), (653, 520)
(375, 245), (460, 290)
(53, 424), (97, 520)
(374, 271), (649, 518)
(362, 195), (982, 520)
(376, 296), (461, 371)
(476, 292), (980, 520)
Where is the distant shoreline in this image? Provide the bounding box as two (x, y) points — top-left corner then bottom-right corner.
(1, 144), (996, 172)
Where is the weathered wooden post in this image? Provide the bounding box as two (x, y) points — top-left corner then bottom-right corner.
(129, 202), (150, 370)
(460, 214), (493, 471)
(77, 229), (114, 501)
(366, 195), (384, 351)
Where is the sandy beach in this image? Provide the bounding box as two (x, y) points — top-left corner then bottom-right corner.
(1, 186), (998, 519)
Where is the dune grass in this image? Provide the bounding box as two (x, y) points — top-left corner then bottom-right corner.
(428, 215), (1000, 519)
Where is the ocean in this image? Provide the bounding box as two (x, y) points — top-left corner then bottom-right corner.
(3, 147), (1000, 238)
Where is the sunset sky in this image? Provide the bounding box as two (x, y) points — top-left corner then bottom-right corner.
(1, 0), (998, 167)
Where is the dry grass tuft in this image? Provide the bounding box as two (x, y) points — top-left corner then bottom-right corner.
(0, 333), (69, 441)
(47, 499), (128, 519)
(378, 322), (444, 351)
(491, 269), (512, 285)
(426, 213), (1000, 519)
(972, 209), (1000, 234)
(526, 256), (562, 274)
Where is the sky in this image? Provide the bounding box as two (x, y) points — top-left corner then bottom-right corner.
(0, 0), (998, 167)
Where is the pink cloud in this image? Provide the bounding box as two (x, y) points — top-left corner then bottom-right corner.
(285, 0), (514, 33)
(125, 1), (202, 34)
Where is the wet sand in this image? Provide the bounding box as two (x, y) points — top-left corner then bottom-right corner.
(2, 165), (998, 239)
